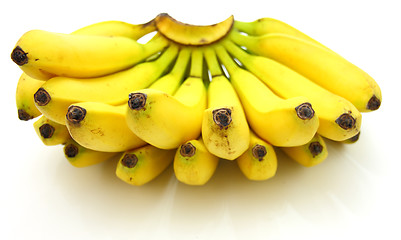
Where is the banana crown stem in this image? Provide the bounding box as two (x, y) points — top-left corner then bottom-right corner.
(170, 47), (191, 77)
(214, 44), (240, 74)
(189, 48), (204, 78)
(204, 47), (223, 76)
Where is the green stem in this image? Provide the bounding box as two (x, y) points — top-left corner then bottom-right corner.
(203, 47), (223, 77)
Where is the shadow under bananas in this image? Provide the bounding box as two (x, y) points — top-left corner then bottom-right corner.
(51, 132), (381, 237)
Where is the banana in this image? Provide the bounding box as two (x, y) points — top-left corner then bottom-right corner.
(116, 144), (175, 186)
(33, 115), (70, 146)
(230, 31), (382, 112)
(236, 130), (277, 181)
(126, 48), (207, 149)
(147, 47), (191, 94)
(155, 13), (234, 45)
(201, 47), (250, 160)
(233, 18), (327, 49)
(63, 139), (121, 168)
(173, 138), (220, 185)
(214, 44), (319, 147)
(280, 133), (328, 167)
(65, 102), (146, 152)
(72, 19), (156, 39)
(15, 73), (44, 120)
(34, 45), (179, 125)
(342, 131), (361, 144)
(11, 30), (168, 80)
(223, 40), (362, 142)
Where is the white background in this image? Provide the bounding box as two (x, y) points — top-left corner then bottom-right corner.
(1, 0), (400, 239)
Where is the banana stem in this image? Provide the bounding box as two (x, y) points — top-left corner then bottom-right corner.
(214, 43), (240, 74)
(170, 47), (191, 78)
(229, 30), (257, 50)
(233, 21), (255, 35)
(189, 48), (203, 78)
(221, 40), (252, 67)
(154, 44), (179, 67)
(204, 47), (223, 77)
(142, 33), (170, 55)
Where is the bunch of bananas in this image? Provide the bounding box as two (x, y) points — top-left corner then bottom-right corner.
(12, 13), (381, 186)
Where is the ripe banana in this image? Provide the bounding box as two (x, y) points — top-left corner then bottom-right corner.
(16, 73), (44, 120)
(342, 131), (361, 144)
(65, 102), (147, 152)
(230, 31), (381, 112)
(33, 115), (70, 146)
(236, 130), (277, 181)
(126, 48), (207, 149)
(173, 138), (220, 185)
(63, 139), (121, 168)
(34, 44), (179, 124)
(72, 19), (156, 39)
(233, 17), (327, 49)
(155, 13), (234, 45)
(11, 30), (168, 80)
(116, 144), (175, 186)
(201, 47), (250, 160)
(147, 47), (191, 94)
(280, 134), (328, 167)
(223, 40), (362, 142)
(214, 44), (319, 147)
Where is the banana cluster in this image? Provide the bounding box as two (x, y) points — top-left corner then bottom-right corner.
(12, 14), (381, 186)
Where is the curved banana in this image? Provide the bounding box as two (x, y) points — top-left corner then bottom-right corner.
(155, 13), (234, 45)
(65, 102), (147, 152)
(147, 47), (191, 94)
(201, 47), (250, 160)
(34, 45), (179, 124)
(116, 144), (175, 186)
(280, 134), (328, 167)
(16, 73), (44, 120)
(33, 115), (70, 146)
(72, 19), (156, 39)
(126, 48), (207, 149)
(233, 18), (327, 49)
(230, 31), (382, 112)
(236, 130), (277, 181)
(11, 30), (168, 80)
(215, 44), (319, 147)
(63, 139), (121, 168)
(223, 40), (362, 142)
(173, 138), (220, 185)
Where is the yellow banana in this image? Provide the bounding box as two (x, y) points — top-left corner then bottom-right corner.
(155, 13), (234, 45)
(116, 144), (175, 186)
(65, 102), (146, 152)
(230, 31), (381, 112)
(11, 30), (168, 80)
(280, 133), (328, 167)
(173, 138), (220, 185)
(72, 19), (156, 39)
(63, 139), (121, 168)
(215, 44), (319, 147)
(15, 73), (44, 120)
(126, 48), (207, 149)
(201, 47), (250, 160)
(236, 130), (277, 181)
(223, 40), (361, 142)
(233, 18), (327, 49)
(33, 115), (70, 146)
(147, 47), (191, 94)
(342, 131), (361, 144)
(34, 45), (179, 125)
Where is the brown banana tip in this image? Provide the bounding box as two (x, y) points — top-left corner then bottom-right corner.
(64, 144), (78, 158)
(128, 93), (147, 110)
(34, 88), (51, 106)
(180, 142), (196, 157)
(212, 108), (232, 128)
(335, 113), (356, 130)
(295, 102), (315, 120)
(309, 142), (323, 157)
(11, 46), (28, 66)
(121, 154), (138, 168)
(39, 123), (55, 139)
(252, 144), (267, 161)
(66, 105), (86, 124)
(18, 109), (34, 120)
(367, 95), (381, 110)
